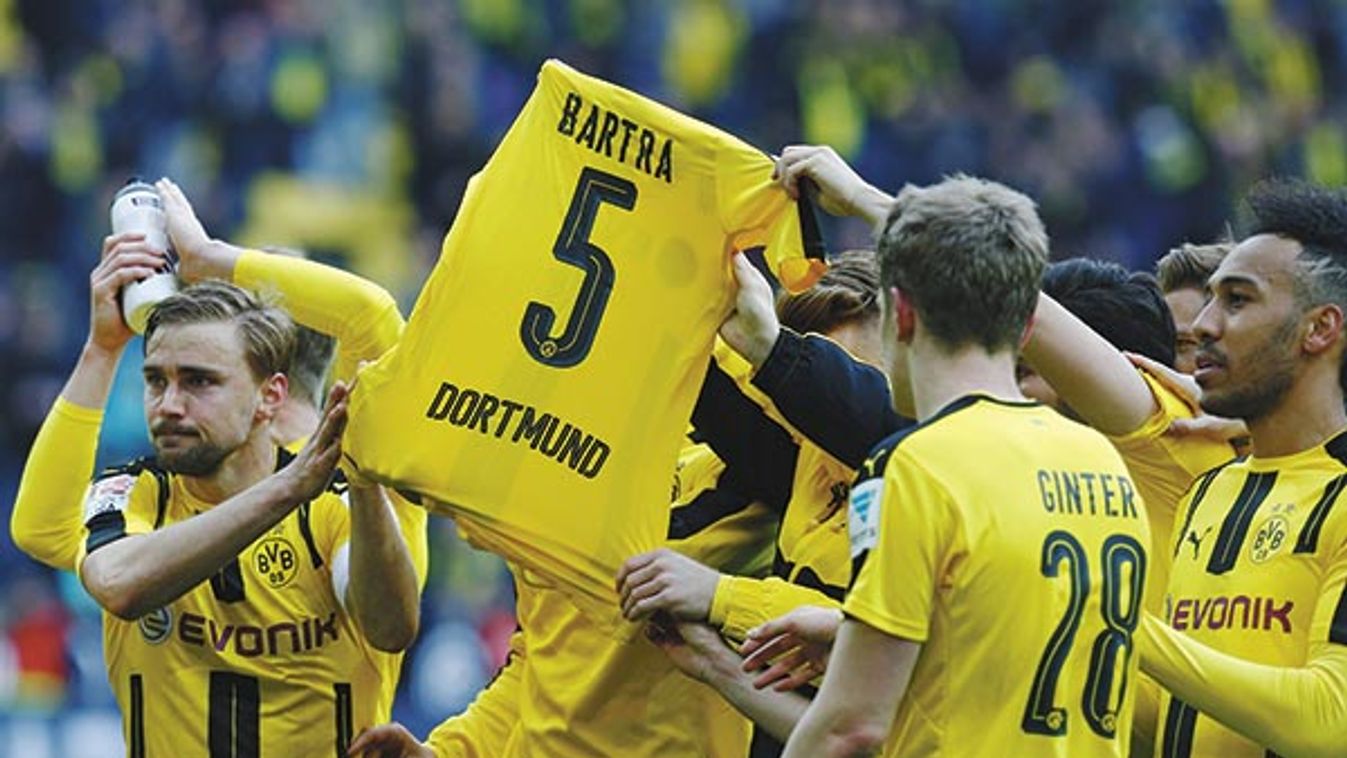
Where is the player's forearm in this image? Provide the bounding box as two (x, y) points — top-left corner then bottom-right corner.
(61, 340), (124, 411)
(347, 482), (420, 652)
(1022, 293), (1159, 436)
(751, 330), (905, 468)
(701, 647), (810, 743)
(81, 473), (301, 619)
(179, 237), (241, 282)
(234, 247), (404, 379)
(781, 703), (884, 758)
(710, 575), (841, 641)
(12, 396), (103, 569)
(1139, 615), (1347, 758)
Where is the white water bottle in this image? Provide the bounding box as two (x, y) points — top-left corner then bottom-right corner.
(110, 179), (179, 334)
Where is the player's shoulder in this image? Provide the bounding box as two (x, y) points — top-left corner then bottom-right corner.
(92, 456), (168, 484)
(852, 396), (991, 484)
(85, 457), (170, 521)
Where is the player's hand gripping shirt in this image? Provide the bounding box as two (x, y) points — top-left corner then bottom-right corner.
(846, 396), (1151, 757)
(1152, 431), (1347, 757)
(346, 59), (823, 610)
(424, 442), (771, 758)
(77, 452), (391, 757)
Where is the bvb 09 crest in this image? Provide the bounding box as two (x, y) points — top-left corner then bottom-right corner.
(1250, 515), (1290, 564)
(253, 536), (300, 588)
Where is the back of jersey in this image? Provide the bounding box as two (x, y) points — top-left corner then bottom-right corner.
(346, 59), (822, 615)
(846, 395), (1151, 757)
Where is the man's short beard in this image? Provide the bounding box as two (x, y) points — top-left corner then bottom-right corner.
(1199, 317), (1300, 422)
(155, 441), (231, 477)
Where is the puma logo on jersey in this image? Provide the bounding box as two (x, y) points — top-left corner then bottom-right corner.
(1186, 526), (1214, 559)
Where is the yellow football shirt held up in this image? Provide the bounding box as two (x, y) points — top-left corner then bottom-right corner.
(845, 395), (1151, 757)
(346, 59), (824, 616)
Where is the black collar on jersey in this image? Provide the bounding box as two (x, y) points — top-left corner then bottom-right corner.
(927, 392), (1039, 423)
(1325, 429), (1347, 467)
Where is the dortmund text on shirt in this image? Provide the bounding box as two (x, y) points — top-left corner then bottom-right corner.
(425, 381), (611, 479)
(557, 91), (674, 183)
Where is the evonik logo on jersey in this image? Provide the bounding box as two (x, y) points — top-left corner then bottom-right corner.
(1169, 595), (1294, 633)
(174, 611), (341, 658)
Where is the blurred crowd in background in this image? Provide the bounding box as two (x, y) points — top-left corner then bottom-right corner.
(2, 0), (1347, 752)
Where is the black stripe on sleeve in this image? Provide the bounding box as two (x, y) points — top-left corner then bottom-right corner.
(1206, 472), (1277, 575)
(1161, 697), (1197, 758)
(795, 177), (827, 261)
(85, 510), (128, 555)
(1295, 474), (1347, 554)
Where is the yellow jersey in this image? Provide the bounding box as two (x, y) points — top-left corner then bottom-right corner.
(1108, 367), (1238, 613)
(77, 450), (398, 757)
(1155, 432), (1347, 757)
(429, 442), (771, 757)
(346, 59), (823, 617)
(846, 395), (1151, 757)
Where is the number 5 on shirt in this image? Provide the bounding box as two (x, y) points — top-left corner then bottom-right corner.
(521, 166), (638, 368)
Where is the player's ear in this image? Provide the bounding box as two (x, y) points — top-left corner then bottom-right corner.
(1303, 303), (1344, 357)
(256, 372), (289, 423)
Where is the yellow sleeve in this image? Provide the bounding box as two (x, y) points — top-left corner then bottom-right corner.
(716, 140), (825, 293)
(842, 452), (957, 642)
(11, 397), (103, 570)
(1108, 367), (1236, 519)
(73, 470), (160, 576)
(425, 632), (524, 757)
(709, 574), (841, 641)
(233, 249), (405, 383)
(1138, 615), (1347, 758)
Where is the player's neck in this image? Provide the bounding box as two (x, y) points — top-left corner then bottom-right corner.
(1246, 371), (1347, 459)
(906, 339), (1024, 422)
(271, 400), (320, 448)
(182, 427), (278, 504)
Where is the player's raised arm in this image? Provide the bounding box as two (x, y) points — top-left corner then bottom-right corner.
(159, 177), (405, 381)
(80, 384), (348, 619)
(11, 234), (167, 569)
(719, 253), (909, 467)
(1020, 291), (1162, 436)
